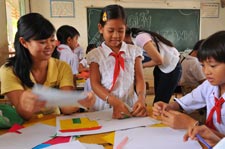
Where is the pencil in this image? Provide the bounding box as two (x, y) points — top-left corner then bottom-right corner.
(196, 134), (212, 149)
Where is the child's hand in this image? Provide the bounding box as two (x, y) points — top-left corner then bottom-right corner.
(152, 101), (168, 119)
(183, 125), (220, 146)
(132, 100), (148, 117)
(112, 100), (131, 119)
(161, 110), (196, 129)
(78, 92), (95, 108)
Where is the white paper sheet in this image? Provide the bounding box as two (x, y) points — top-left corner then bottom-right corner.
(56, 109), (159, 136)
(214, 137), (225, 149)
(44, 141), (104, 149)
(114, 127), (202, 149)
(0, 123), (55, 149)
(32, 84), (87, 108)
(44, 140), (86, 149)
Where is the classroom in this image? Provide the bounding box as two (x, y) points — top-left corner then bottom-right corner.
(0, 0), (225, 148)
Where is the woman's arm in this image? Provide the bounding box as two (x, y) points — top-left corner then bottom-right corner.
(142, 41), (163, 68)
(6, 90), (46, 120)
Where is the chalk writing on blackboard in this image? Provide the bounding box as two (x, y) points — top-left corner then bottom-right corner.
(126, 10), (152, 30)
(87, 8), (200, 51)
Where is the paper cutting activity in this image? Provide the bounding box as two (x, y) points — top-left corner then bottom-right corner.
(0, 1), (225, 149)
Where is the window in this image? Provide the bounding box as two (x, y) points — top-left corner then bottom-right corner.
(6, 0), (25, 57)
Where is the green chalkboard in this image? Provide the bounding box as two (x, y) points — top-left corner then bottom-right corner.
(87, 8), (200, 51)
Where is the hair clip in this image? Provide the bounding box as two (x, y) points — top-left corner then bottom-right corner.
(102, 12), (107, 22)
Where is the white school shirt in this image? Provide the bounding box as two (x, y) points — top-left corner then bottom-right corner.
(57, 44), (79, 75)
(87, 41), (143, 111)
(80, 58), (89, 68)
(133, 33), (180, 73)
(74, 46), (84, 60)
(175, 80), (225, 134)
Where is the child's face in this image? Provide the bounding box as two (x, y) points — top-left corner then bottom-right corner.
(201, 57), (225, 86)
(67, 35), (79, 50)
(98, 19), (126, 51)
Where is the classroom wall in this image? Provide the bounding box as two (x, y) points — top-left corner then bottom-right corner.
(28, 0), (225, 50)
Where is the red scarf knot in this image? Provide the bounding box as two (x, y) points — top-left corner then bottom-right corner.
(206, 96), (225, 130)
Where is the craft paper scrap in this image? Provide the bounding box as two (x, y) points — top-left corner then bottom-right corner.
(114, 127), (202, 149)
(56, 109), (159, 136)
(32, 84), (87, 109)
(0, 123), (55, 149)
(59, 117), (102, 132)
(102, 132), (115, 145)
(44, 140), (86, 149)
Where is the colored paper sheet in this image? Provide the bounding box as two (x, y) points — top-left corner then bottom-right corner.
(102, 132), (115, 145)
(56, 109), (159, 136)
(59, 117), (101, 132)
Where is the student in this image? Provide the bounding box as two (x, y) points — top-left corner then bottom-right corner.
(0, 13), (85, 120)
(78, 43), (97, 79)
(183, 125), (222, 147)
(179, 39), (206, 94)
(152, 31), (225, 137)
(78, 44), (97, 93)
(56, 25), (80, 87)
(86, 4), (148, 119)
(125, 28), (181, 104)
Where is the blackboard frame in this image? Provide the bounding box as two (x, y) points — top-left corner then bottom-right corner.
(87, 8), (200, 51)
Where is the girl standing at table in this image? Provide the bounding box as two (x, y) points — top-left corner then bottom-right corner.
(87, 4), (148, 119)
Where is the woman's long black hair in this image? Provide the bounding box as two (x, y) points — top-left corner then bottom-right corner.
(126, 27), (174, 48)
(6, 13), (55, 88)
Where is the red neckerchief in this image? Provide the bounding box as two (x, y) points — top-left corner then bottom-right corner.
(206, 96), (225, 130)
(109, 51), (125, 91)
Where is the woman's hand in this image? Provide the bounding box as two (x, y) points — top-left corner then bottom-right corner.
(20, 90), (46, 114)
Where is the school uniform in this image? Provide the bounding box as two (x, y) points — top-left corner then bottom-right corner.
(57, 44), (79, 75)
(175, 80), (225, 135)
(74, 46), (84, 60)
(80, 58), (88, 68)
(84, 78), (92, 92)
(133, 32), (182, 103)
(86, 41), (143, 111)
